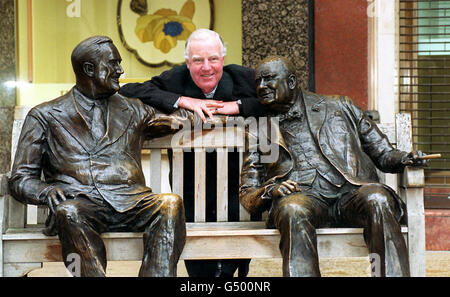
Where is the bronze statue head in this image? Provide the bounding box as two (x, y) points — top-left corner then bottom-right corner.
(255, 56), (298, 113)
(71, 36), (124, 99)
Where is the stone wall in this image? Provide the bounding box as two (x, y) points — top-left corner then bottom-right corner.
(0, 0), (16, 173)
(242, 0), (311, 90)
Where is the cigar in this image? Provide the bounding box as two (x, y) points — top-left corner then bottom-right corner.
(418, 154), (441, 160)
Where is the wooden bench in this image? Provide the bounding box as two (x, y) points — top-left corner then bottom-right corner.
(0, 108), (426, 276)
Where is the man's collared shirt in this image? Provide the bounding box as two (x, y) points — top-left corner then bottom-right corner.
(203, 85), (218, 99)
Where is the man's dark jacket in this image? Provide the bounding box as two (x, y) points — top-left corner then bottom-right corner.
(119, 64), (266, 117)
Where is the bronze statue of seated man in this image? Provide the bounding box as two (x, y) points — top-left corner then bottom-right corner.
(8, 36), (198, 277)
(239, 56), (428, 277)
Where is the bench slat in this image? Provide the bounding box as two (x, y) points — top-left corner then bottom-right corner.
(172, 150), (184, 196)
(194, 150), (206, 222)
(143, 126), (245, 149)
(2, 224), (408, 239)
(149, 149), (161, 193)
(216, 149), (228, 221)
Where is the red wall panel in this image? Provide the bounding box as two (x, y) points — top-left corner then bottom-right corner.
(314, 0), (368, 109)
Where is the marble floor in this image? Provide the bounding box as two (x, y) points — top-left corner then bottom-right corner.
(27, 251), (450, 277)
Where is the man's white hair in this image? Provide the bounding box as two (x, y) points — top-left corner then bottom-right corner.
(184, 28), (227, 59)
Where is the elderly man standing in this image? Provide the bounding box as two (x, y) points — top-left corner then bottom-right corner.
(120, 28), (266, 120)
(239, 56), (427, 277)
(9, 36), (195, 277)
(120, 29), (265, 277)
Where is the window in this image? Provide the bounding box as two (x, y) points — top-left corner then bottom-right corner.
(399, 0), (450, 208)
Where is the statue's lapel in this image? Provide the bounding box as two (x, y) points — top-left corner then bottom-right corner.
(48, 88), (95, 152)
(302, 90), (327, 140)
(93, 93), (132, 152)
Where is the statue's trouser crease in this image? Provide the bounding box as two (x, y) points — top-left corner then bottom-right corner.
(55, 193), (186, 277)
(271, 183), (410, 277)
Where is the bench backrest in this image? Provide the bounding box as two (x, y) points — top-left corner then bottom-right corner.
(142, 113), (412, 224)
(143, 123), (251, 222)
(5, 107), (413, 230)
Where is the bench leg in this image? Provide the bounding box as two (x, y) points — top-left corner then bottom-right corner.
(404, 188), (426, 277)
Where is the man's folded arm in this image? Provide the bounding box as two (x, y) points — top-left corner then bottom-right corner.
(120, 80), (180, 114)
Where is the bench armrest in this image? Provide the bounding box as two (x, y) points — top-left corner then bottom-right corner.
(400, 167), (425, 188)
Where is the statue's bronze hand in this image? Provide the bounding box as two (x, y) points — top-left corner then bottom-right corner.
(271, 180), (301, 199)
(45, 187), (67, 213)
(402, 150), (429, 167)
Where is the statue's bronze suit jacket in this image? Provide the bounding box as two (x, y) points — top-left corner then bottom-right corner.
(10, 88), (194, 213)
(240, 91), (407, 216)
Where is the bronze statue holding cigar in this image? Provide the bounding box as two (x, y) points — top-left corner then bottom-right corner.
(239, 56), (429, 277)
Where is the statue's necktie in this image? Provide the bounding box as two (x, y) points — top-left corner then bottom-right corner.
(91, 101), (106, 142)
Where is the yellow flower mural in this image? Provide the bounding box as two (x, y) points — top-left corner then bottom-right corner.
(134, 0), (196, 53)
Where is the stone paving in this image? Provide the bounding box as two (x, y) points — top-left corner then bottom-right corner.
(28, 251), (449, 277)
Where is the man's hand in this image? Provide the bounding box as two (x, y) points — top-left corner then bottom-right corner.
(44, 187), (67, 213)
(178, 96), (224, 123)
(271, 180), (301, 199)
(401, 150), (429, 167)
(210, 101), (240, 115)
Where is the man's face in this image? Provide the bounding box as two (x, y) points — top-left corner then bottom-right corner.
(91, 43), (124, 98)
(255, 60), (294, 110)
(185, 38), (224, 94)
